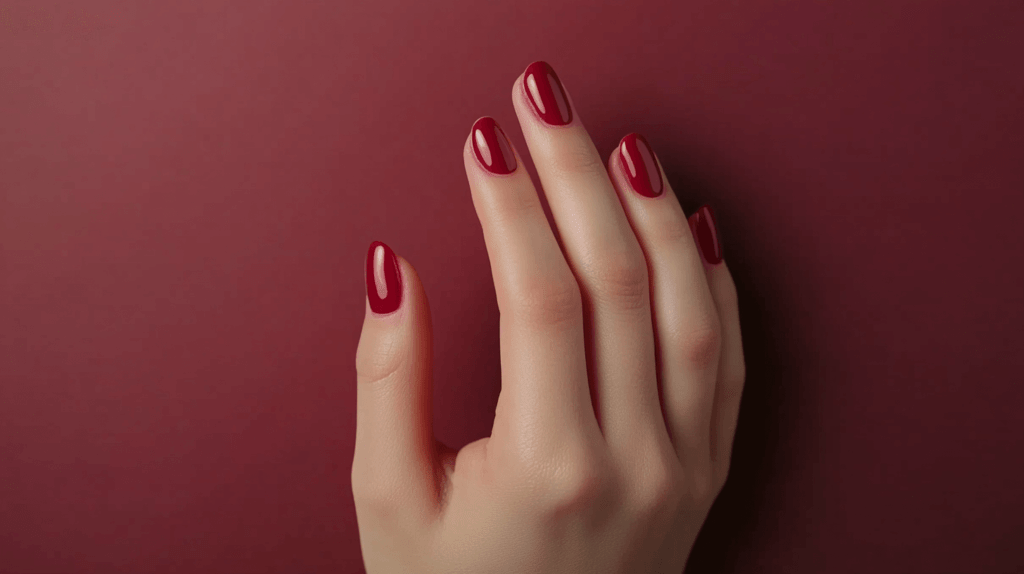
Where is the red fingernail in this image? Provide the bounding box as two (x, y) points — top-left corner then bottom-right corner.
(523, 61), (573, 126)
(691, 205), (723, 265)
(618, 133), (663, 198)
(471, 117), (517, 174)
(365, 241), (402, 314)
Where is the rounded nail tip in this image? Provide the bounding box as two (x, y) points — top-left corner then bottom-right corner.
(619, 132), (663, 198)
(523, 60), (572, 126)
(367, 239), (396, 260)
(700, 203), (717, 224)
(471, 115), (496, 129)
(523, 61), (553, 90)
(470, 117), (496, 144)
(471, 116), (518, 175)
(366, 239), (385, 260)
(525, 60), (554, 73)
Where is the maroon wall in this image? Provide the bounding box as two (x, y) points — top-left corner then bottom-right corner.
(2, 1), (1022, 572)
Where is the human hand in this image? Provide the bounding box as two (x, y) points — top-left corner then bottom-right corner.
(352, 60), (745, 574)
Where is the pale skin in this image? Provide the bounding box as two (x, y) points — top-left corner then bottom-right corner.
(352, 62), (746, 573)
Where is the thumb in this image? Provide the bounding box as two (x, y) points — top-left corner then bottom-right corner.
(352, 240), (438, 520)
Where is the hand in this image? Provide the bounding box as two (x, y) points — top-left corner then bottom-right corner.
(352, 60), (745, 574)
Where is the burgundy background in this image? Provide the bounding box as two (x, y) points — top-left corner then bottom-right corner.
(2, 1), (1023, 572)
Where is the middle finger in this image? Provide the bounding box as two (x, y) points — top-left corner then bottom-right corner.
(511, 61), (668, 460)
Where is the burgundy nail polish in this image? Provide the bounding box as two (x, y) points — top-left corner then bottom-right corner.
(523, 61), (573, 126)
(618, 133), (663, 198)
(365, 241), (402, 314)
(471, 117), (517, 174)
(691, 205), (723, 265)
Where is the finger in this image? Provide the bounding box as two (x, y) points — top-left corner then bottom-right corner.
(510, 61), (668, 463)
(606, 135), (722, 480)
(687, 207), (746, 486)
(352, 241), (439, 522)
(463, 116), (597, 455)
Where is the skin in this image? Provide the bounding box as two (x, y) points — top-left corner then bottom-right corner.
(352, 65), (746, 574)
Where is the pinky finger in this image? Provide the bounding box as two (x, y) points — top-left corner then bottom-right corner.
(688, 206), (746, 488)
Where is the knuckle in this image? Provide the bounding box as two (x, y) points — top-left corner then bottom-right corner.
(678, 319), (722, 369)
(586, 246), (650, 311)
(510, 439), (612, 516)
(633, 458), (685, 518)
(549, 140), (606, 178)
(355, 330), (404, 386)
(654, 214), (694, 246)
(508, 273), (583, 330)
(489, 190), (544, 228)
(543, 456), (610, 515)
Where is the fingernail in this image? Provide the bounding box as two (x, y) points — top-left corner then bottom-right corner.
(618, 133), (664, 198)
(691, 205), (723, 265)
(365, 241), (402, 314)
(523, 61), (573, 126)
(471, 117), (517, 174)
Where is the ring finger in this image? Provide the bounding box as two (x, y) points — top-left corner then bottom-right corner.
(606, 133), (723, 479)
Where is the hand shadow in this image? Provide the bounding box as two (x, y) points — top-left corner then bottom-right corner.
(659, 153), (799, 574)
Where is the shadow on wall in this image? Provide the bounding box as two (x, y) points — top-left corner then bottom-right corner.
(660, 152), (800, 574)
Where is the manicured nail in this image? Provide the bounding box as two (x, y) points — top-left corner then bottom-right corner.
(365, 241), (402, 314)
(523, 61), (572, 126)
(471, 117), (517, 174)
(690, 205), (723, 265)
(618, 133), (663, 198)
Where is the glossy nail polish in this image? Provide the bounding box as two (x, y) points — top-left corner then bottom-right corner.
(523, 61), (573, 126)
(691, 205), (723, 265)
(618, 133), (663, 198)
(365, 241), (402, 314)
(471, 117), (517, 174)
